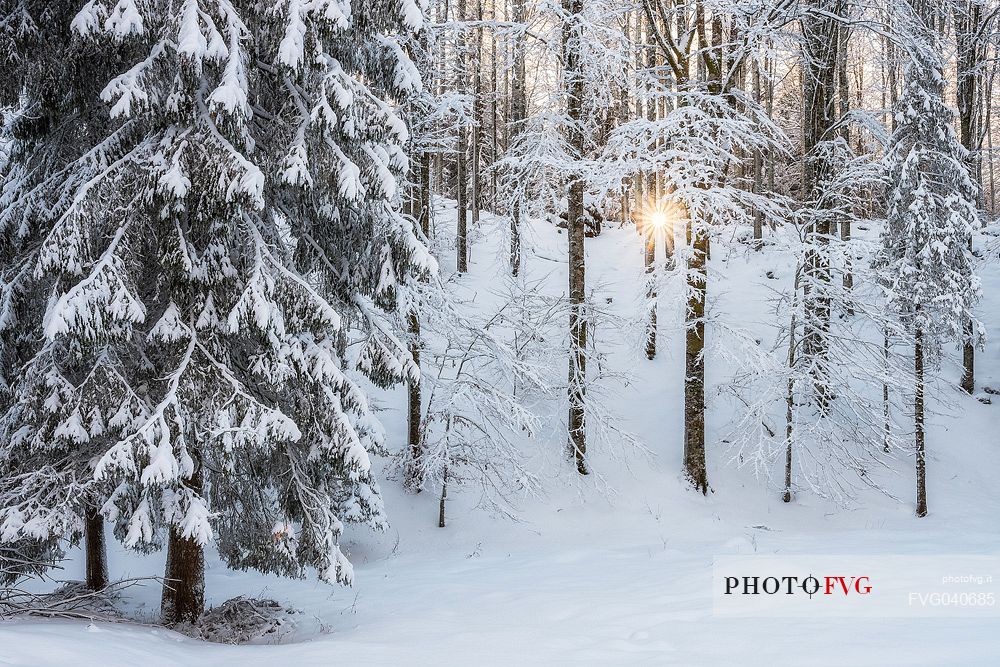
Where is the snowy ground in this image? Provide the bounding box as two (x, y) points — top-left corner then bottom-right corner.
(3, 208), (999, 665)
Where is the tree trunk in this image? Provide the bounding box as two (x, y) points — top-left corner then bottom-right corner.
(438, 464), (448, 528)
(645, 9), (656, 204)
(645, 231), (656, 359)
(987, 55), (999, 215)
(564, 0), (588, 475)
(84, 510), (108, 591)
(420, 151), (431, 237)
(752, 62), (763, 248)
(783, 379), (793, 503)
(915, 326), (927, 517)
(961, 323), (975, 393)
(456, 132), (468, 272)
(456, 0), (469, 273)
(800, 2), (840, 409)
(490, 9), (499, 211)
(684, 223), (708, 493)
(955, 0), (982, 394)
(501, 0), (511, 153)
(783, 266), (801, 503)
(408, 138), (429, 487)
(766, 47), (775, 198)
(510, 0), (527, 276)
(435, 0), (449, 198)
(471, 0), (483, 231)
(681, 2), (715, 495)
(837, 22), (853, 298)
(161, 464), (205, 625)
(883, 16), (898, 451)
(405, 312), (423, 491)
(883, 327), (891, 453)
(783, 377), (793, 503)
(633, 8), (644, 229)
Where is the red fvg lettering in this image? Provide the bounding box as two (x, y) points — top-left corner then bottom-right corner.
(824, 576), (872, 595)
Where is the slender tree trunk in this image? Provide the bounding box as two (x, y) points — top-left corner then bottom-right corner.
(883, 12), (898, 457)
(989, 99), (997, 215)
(420, 152), (431, 237)
(684, 222), (708, 493)
(766, 47), (775, 199)
(456, 131), (468, 272)
(633, 8), (644, 232)
(490, 1), (499, 212)
(678, 2), (711, 493)
(915, 326), (927, 517)
(729, 21), (746, 188)
(510, 209), (522, 277)
(502, 0), (511, 153)
(161, 463), (205, 625)
(471, 0), (483, 230)
(752, 62), (763, 248)
(955, 0), (982, 394)
(987, 54), (999, 215)
(883, 327), (891, 453)
(783, 265), (801, 503)
(961, 320), (975, 393)
(564, 0), (587, 475)
(435, 0), (449, 197)
(645, 9), (656, 205)
(407, 134), (430, 487)
(438, 465), (448, 528)
(837, 22), (853, 299)
(642, 8), (658, 359)
(406, 313), (423, 490)
(456, 0), (469, 273)
(645, 230), (656, 359)
(84, 510), (108, 591)
(887, 10), (899, 116)
(510, 0), (527, 276)
(783, 380), (794, 503)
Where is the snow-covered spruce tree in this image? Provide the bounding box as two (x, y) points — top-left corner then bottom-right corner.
(0, 0), (135, 591)
(3, 0), (431, 625)
(880, 3), (981, 518)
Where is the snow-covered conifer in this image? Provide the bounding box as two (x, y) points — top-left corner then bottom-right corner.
(880, 2), (982, 517)
(0, 0), (131, 591)
(3, 0), (432, 624)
